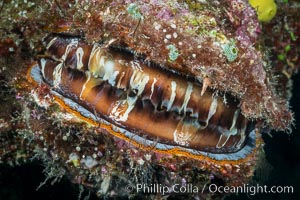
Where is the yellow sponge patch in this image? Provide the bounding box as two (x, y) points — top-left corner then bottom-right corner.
(249, 0), (277, 22)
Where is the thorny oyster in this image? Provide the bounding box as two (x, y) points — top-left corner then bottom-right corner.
(0, 0), (299, 199)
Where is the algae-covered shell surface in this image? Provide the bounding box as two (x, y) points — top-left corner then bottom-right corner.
(0, 0), (299, 199)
